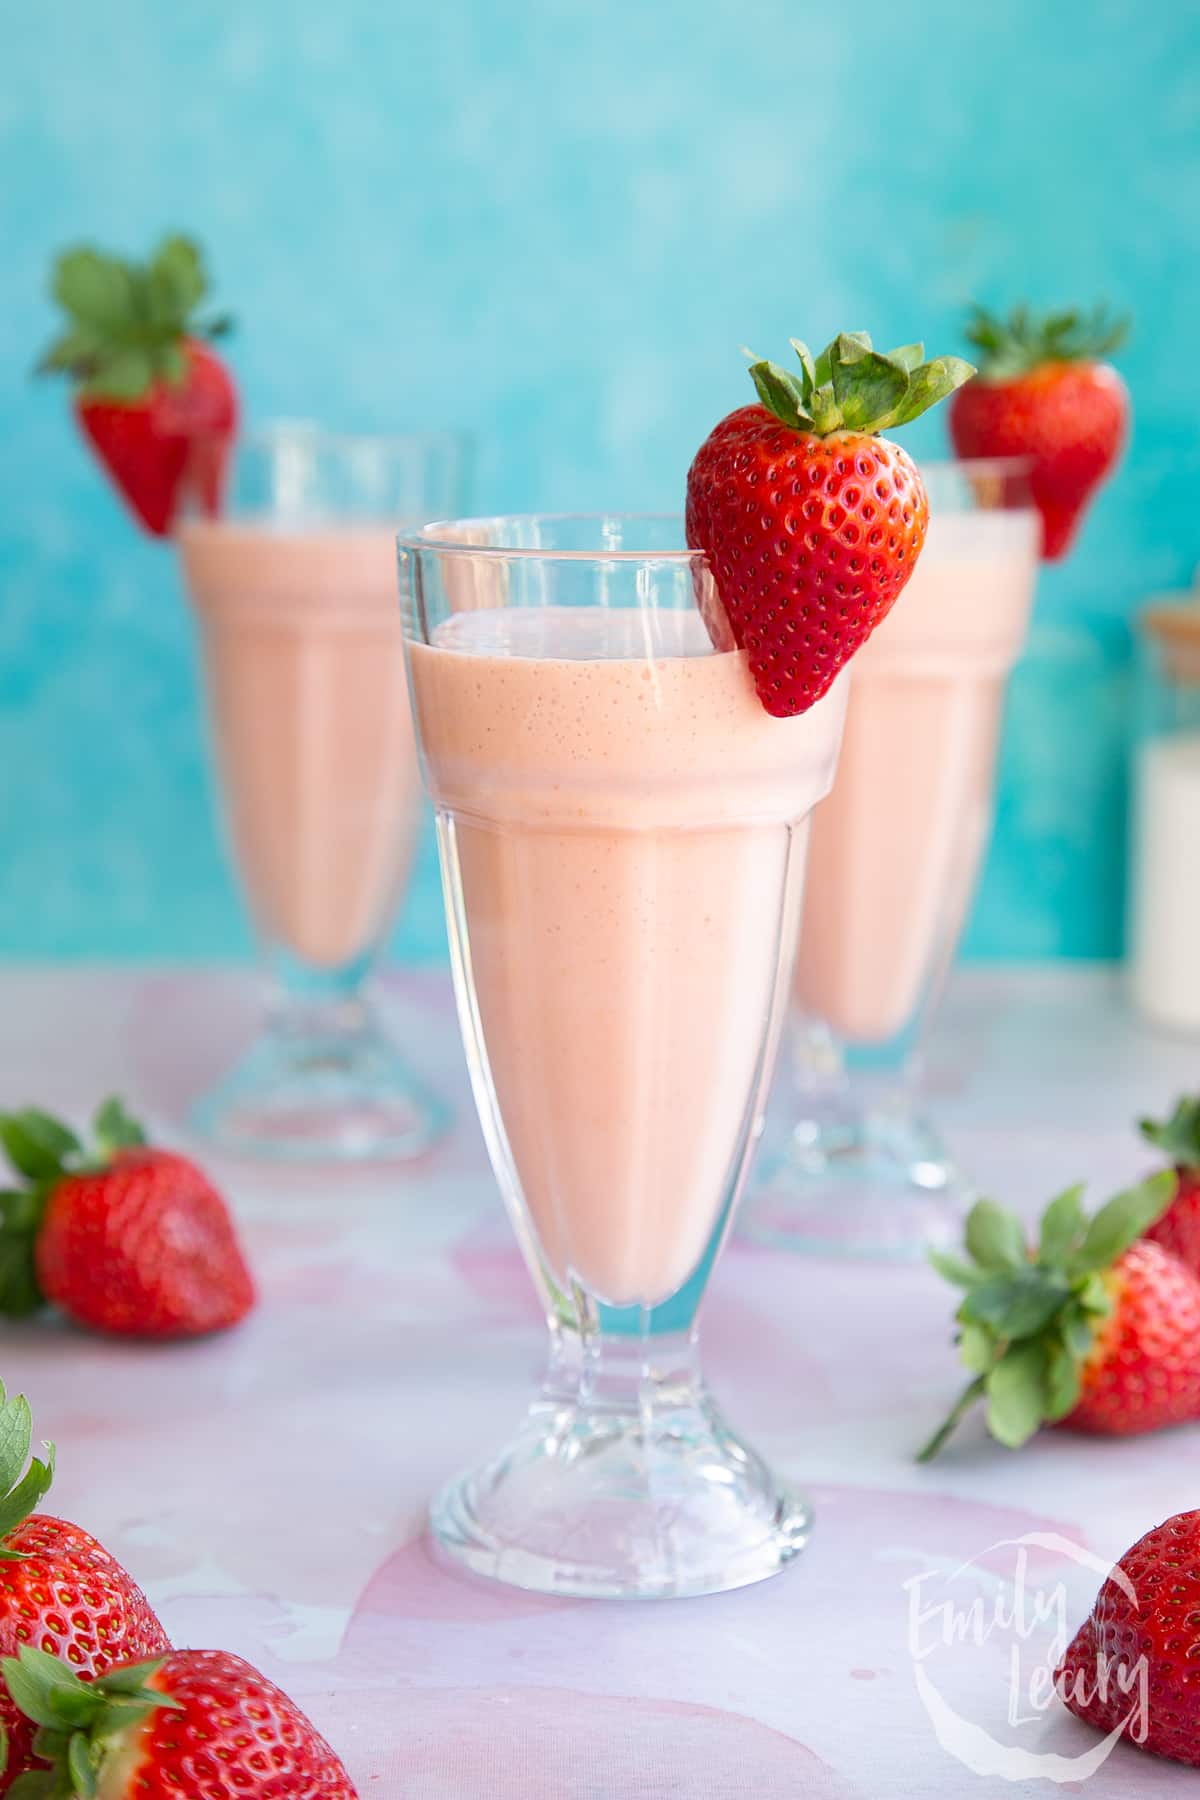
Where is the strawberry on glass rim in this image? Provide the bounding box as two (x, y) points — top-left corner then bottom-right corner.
(685, 331), (975, 717)
(36, 234), (237, 537)
(949, 303), (1129, 560)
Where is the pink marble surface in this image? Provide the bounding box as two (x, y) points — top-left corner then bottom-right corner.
(5, 965), (1200, 1797)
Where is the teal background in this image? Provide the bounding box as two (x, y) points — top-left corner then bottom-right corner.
(2, 0), (1198, 963)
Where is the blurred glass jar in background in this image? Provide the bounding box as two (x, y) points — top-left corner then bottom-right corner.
(1130, 587), (1200, 1035)
(177, 423), (469, 1160)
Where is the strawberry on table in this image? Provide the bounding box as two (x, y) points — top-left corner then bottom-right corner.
(1057, 1509), (1200, 1769)
(0, 1097), (254, 1338)
(36, 234), (237, 537)
(685, 331), (974, 717)
(3, 1644), (358, 1798)
(1140, 1094), (1200, 1277)
(917, 1173), (1200, 1458)
(949, 303), (1129, 560)
(0, 1380), (169, 1794)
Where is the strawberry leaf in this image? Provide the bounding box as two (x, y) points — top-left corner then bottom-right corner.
(964, 301), (1129, 377)
(67, 1733), (96, 1798)
(1140, 1095), (1200, 1168)
(93, 1097), (146, 1156)
(964, 1198), (1027, 1271)
(927, 1248), (982, 1287)
(2, 1650), (87, 1730)
(985, 1342), (1048, 1449)
(958, 1321), (997, 1373)
(78, 349), (156, 403)
(51, 250), (136, 331)
(748, 360), (812, 431)
(1037, 1183), (1087, 1264)
(886, 356), (976, 427)
(788, 338), (816, 401)
(830, 339), (909, 431)
(147, 235), (207, 320)
(1069, 1172), (1177, 1275)
(1044, 1337), (1083, 1421)
(886, 341), (924, 372)
(960, 1268), (1069, 1340)
(7, 1772), (57, 1797)
(0, 1111), (78, 1181)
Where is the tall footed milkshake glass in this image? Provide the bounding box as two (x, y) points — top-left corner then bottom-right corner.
(747, 461), (1038, 1258)
(400, 516), (846, 1598)
(177, 425), (467, 1160)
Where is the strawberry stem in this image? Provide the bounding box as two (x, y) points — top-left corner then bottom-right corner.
(964, 302), (1129, 379)
(747, 330), (974, 439)
(916, 1375), (988, 1464)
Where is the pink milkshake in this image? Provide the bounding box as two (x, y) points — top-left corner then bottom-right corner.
(409, 605), (844, 1306)
(179, 521), (419, 970)
(794, 503), (1038, 1043)
(177, 426), (466, 1163)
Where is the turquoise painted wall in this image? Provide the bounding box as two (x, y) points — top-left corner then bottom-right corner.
(2, 0), (1198, 962)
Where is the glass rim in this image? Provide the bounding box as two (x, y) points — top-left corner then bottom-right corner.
(400, 458), (1037, 562)
(399, 513), (703, 563)
(214, 419), (471, 454)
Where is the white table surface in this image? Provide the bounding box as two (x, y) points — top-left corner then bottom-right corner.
(5, 963), (1200, 1797)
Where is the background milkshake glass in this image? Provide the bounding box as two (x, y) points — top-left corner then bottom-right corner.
(400, 514), (845, 1598)
(747, 460), (1038, 1257)
(178, 425), (468, 1160)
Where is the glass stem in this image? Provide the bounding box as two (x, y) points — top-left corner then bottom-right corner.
(542, 1314), (705, 1431)
(263, 946), (379, 1049)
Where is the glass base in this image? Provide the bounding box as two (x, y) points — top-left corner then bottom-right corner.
(431, 1339), (810, 1599)
(744, 1110), (970, 1259)
(190, 1003), (448, 1163)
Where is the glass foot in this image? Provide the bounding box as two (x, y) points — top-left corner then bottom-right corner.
(431, 1352), (810, 1599)
(190, 1008), (449, 1163)
(744, 1111), (970, 1259)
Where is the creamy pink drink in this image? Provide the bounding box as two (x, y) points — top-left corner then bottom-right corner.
(793, 506), (1038, 1044)
(409, 606), (844, 1306)
(179, 522), (420, 970)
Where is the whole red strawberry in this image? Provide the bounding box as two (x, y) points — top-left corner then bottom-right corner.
(1139, 1095), (1200, 1276)
(918, 1173), (1200, 1458)
(36, 235), (237, 536)
(686, 332), (974, 716)
(949, 303), (1129, 560)
(3, 1645), (358, 1798)
(0, 1382), (169, 1793)
(1057, 1509), (1200, 1768)
(0, 1098), (254, 1337)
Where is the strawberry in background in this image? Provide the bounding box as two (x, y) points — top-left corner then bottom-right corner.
(36, 234), (237, 536)
(918, 1173), (1200, 1458)
(0, 1097), (254, 1338)
(949, 303), (1129, 559)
